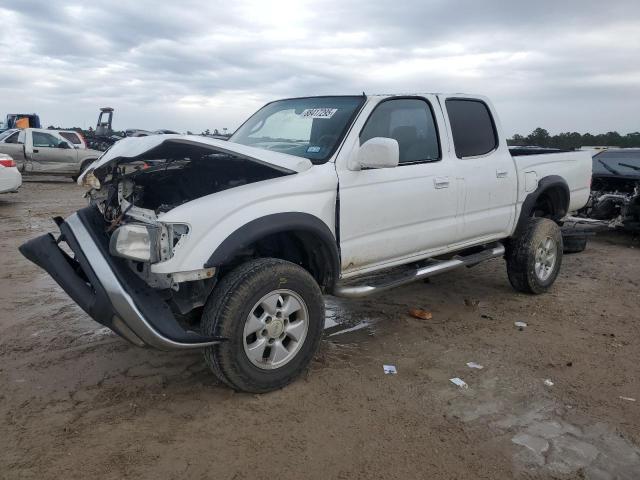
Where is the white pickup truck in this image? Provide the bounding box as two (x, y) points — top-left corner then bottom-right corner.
(21, 94), (592, 392)
(0, 128), (101, 177)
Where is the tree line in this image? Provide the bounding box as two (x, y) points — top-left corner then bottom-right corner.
(508, 128), (640, 150)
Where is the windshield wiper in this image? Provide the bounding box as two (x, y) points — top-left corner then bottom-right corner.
(598, 158), (621, 176)
(619, 162), (640, 172)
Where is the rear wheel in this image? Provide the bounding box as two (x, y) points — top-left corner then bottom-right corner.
(202, 258), (324, 393)
(506, 218), (563, 294)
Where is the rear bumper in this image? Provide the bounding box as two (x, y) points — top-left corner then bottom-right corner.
(19, 206), (222, 350)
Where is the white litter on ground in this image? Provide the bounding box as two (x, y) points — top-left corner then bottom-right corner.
(619, 396), (636, 402)
(466, 362), (484, 369)
(515, 321), (527, 328)
(544, 379), (554, 386)
(383, 365), (397, 375)
(450, 377), (469, 389)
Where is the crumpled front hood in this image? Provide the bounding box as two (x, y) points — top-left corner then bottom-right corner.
(77, 135), (313, 185)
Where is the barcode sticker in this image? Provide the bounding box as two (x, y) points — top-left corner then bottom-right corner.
(299, 108), (337, 119)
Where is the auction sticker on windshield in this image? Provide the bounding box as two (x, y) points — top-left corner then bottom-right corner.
(300, 108), (337, 119)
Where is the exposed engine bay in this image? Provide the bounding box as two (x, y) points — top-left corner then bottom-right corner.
(88, 142), (286, 223)
(576, 150), (640, 233)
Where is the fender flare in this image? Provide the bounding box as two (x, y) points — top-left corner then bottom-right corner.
(514, 175), (570, 236)
(204, 212), (340, 288)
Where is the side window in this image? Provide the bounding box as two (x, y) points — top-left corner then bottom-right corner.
(4, 132), (19, 144)
(60, 132), (81, 144)
(446, 99), (498, 158)
(32, 132), (62, 148)
(360, 98), (440, 164)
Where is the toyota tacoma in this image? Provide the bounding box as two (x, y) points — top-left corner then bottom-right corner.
(20, 94), (592, 392)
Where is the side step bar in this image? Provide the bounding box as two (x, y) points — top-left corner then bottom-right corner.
(333, 243), (505, 299)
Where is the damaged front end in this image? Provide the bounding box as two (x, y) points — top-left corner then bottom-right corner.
(19, 207), (224, 349)
(577, 150), (640, 233)
(20, 135), (309, 349)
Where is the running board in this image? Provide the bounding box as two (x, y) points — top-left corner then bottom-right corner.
(333, 243), (505, 298)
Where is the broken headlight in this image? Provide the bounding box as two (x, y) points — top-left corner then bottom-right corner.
(110, 223), (160, 263)
(109, 222), (190, 263)
(81, 170), (101, 190)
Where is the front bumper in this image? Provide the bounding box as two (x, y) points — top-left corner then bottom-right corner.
(19, 206), (223, 350)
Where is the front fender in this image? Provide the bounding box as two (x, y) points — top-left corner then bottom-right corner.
(150, 162), (338, 275)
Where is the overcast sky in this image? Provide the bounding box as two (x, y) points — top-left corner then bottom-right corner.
(1, 0), (638, 135)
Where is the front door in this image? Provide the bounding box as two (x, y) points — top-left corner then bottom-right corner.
(28, 131), (78, 174)
(337, 96), (458, 276)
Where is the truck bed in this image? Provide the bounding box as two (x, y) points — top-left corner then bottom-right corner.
(511, 149), (592, 213)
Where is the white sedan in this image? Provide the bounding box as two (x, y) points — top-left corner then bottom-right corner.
(0, 153), (22, 193)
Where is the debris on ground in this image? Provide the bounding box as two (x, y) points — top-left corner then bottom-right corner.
(619, 396), (636, 402)
(383, 365), (397, 375)
(515, 321), (527, 329)
(466, 362), (484, 369)
(408, 308), (433, 320)
(450, 377), (469, 389)
(544, 379), (554, 386)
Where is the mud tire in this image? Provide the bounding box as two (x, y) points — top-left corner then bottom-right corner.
(506, 218), (563, 294)
(202, 258), (324, 393)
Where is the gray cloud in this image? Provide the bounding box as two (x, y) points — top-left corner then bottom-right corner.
(0, 0), (638, 135)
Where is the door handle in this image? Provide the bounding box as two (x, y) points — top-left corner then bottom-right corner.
(33, 149), (39, 153)
(434, 177), (450, 189)
(496, 169), (508, 178)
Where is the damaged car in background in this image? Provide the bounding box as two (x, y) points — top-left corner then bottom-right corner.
(20, 94), (591, 393)
(576, 148), (640, 233)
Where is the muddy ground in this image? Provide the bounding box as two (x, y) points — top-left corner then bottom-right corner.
(1, 180), (639, 479)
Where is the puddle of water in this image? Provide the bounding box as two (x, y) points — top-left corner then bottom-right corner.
(323, 298), (378, 338)
(327, 320), (372, 337)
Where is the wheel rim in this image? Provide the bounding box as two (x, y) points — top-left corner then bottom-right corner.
(243, 289), (309, 370)
(534, 236), (558, 282)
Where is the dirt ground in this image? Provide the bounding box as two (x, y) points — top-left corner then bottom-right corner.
(1, 180), (639, 480)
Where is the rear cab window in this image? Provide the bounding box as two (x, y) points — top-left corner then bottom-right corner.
(60, 132), (82, 145)
(446, 99), (498, 158)
(360, 98), (440, 164)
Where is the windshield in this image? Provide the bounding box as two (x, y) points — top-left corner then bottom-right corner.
(593, 149), (640, 178)
(0, 129), (17, 142)
(230, 96), (365, 163)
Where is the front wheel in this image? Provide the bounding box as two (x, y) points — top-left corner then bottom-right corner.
(202, 258), (324, 393)
(506, 217), (563, 294)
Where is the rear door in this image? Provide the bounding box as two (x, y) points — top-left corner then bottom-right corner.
(337, 96), (459, 276)
(28, 131), (78, 174)
(442, 97), (517, 244)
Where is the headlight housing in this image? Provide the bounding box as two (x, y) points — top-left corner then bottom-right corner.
(81, 170), (101, 189)
(109, 222), (190, 263)
(109, 223), (160, 263)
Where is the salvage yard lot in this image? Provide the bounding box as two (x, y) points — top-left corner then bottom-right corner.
(1, 180), (639, 479)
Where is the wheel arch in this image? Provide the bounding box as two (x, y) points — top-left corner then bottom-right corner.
(204, 213), (340, 292)
(514, 175), (570, 237)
